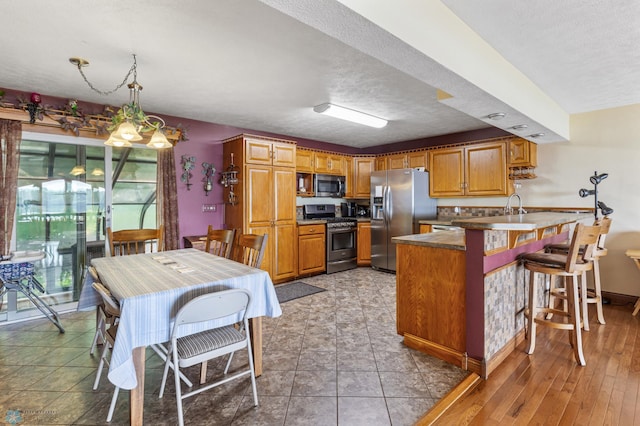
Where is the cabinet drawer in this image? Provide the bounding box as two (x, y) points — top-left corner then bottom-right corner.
(298, 224), (325, 236)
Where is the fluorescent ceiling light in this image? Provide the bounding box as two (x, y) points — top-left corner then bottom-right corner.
(313, 103), (387, 128)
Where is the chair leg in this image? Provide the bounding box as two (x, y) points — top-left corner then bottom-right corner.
(151, 344), (193, 388)
(579, 271), (589, 331)
(107, 386), (119, 422)
(200, 361), (208, 385)
(173, 350), (185, 426)
(93, 342), (110, 390)
(90, 310), (106, 355)
(567, 276), (586, 366)
(634, 298), (640, 316)
(245, 327), (259, 407)
(224, 353), (234, 374)
(526, 269), (537, 355)
(592, 258), (606, 324)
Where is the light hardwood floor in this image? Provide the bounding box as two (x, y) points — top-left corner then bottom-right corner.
(426, 302), (640, 425)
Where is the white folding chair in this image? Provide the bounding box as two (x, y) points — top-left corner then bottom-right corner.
(159, 288), (258, 426)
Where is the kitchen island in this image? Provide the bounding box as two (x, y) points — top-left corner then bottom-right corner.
(393, 212), (592, 378)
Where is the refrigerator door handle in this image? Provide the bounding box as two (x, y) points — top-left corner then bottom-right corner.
(382, 185), (388, 225)
(387, 185), (393, 222)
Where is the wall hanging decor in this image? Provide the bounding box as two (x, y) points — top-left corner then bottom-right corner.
(220, 153), (239, 205)
(181, 155), (196, 190)
(202, 162), (216, 196)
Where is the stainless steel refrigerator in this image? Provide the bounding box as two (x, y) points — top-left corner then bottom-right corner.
(370, 169), (437, 271)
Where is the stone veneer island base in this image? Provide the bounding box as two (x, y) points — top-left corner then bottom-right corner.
(393, 212), (593, 379)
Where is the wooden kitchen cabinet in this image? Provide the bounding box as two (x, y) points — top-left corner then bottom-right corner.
(298, 224), (326, 276)
(344, 156), (354, 198)
(387, 151), (428, 170)
(223, 134), (297, 283)
(353, 157), (375, 199)
(357, 221), (371, 266)
(296, 149), (315, 173)
(245, 136), (296, 167)
(509, 138), (537, 167)
(375, 156), (387, 171)
(314, 152), (345, 175)
(428, 141), (510, 197)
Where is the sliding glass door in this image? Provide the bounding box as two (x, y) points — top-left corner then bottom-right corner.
(1, 133), (157, 323)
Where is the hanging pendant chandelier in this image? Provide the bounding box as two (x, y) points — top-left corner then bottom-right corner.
(70, 54), (172, 149)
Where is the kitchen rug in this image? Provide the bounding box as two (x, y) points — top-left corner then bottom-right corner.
(275, 282), (326, 303)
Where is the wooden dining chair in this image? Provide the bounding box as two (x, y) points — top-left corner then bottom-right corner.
(204, 226), (235, 258)
(107, 225), (164, 256)
(234, 233), (268, 268)
(92, 282), (122, 423)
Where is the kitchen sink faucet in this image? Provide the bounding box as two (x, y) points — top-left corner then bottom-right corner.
(505, 193), (527, 215)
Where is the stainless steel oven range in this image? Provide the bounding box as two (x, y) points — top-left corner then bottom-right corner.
(303, 204), (357, 274)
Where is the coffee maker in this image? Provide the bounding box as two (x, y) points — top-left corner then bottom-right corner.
(340, 202), (357, 217)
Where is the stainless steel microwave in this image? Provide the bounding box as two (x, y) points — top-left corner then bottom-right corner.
(314, 174), (345, 198)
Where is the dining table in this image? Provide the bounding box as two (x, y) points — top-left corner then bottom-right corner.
(77, 248), (282, 426)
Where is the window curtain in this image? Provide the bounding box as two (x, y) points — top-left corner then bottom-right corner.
(0, 120), (22, 256)
(157, 149), (179, 250)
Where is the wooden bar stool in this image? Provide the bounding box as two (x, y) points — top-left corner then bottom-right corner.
(625, 249), (640, 316)
(520, 223), (601, 366)
(546, 216), (612, 330)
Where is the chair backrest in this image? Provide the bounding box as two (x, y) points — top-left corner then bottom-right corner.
(565, 223), (602, 273)
(92, 282), (121, 317)
(233, 233), (268, 268)
(172, 288), (251, 331)
(108, 225), (164, 256)
(204, 226), (235, 258)
(595, 216), (612, 254)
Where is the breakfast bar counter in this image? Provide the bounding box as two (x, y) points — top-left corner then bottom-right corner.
(393, 212), (591, 378)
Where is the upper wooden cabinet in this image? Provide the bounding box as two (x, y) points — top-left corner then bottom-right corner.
(428, 141), (510, 197)
(509, 138), (537, 167)
(344, 156), (354, 198)
(353, 157), (375, 199)
(314, 152), (345, 175)
(296, 149), (315, 173)
(245, 136), (296, 167)
(386, 151), (428, 170)
(375, 156), (387, 171)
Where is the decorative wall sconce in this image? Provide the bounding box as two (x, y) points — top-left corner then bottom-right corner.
(220, 153), (239, 205)
(579, 171), (613, 218)
(181, 155), (196, 190)
(202, 162), (216, 196)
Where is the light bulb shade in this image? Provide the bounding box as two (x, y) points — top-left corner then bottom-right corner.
(105, 134), (132, 148)
(597, 201), (614, 216)
(113, 121), (143, 141)
(90, 167), (105, 176)
(70, 165), (86, 176)
(579, 188), (596, 198)
(313, 103), (387, 128)
(590, 173), (609, 185)
(147, 130), (173, 149)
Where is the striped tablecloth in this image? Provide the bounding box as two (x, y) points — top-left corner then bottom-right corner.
(77, 248), (282, 390)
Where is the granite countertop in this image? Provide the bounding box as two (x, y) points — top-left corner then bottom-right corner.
(450, 212), (592, 231)
(419, 217), (458, 226)
(392, 230), (465, 251)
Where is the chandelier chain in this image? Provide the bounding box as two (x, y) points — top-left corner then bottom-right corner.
(76, 54), (138, 96)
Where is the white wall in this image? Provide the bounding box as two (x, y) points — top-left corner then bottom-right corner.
(443, 104), (640, 296)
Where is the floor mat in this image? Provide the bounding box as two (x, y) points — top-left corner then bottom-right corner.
(275, 281), (326, 303)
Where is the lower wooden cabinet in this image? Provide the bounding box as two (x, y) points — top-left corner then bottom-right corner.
(298, 224), (326, 276)
(357, 221), (371, 266)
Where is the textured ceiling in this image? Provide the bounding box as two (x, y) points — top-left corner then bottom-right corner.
(1, 1), (638, 148)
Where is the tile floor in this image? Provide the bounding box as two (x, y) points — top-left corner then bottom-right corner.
(0, 267), (468, 425)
